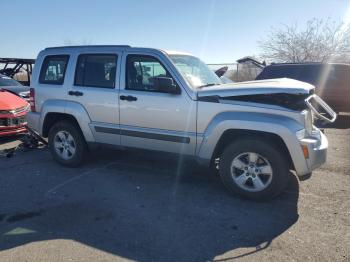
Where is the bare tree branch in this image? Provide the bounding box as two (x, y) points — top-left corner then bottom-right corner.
(259, 18), (350, 63)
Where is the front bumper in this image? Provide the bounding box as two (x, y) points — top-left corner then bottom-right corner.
(0, 126), (27, 137)
(298, 129), (328, 175)
(0, 112), (29, 137)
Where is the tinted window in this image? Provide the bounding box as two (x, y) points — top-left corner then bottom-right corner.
(258, 65), (302, 80)
(257, 64), (326, 83)
(332, 65), (350, 85)
(39, 55), (69, 84)
(75, 54), (117, 88)
(298, 65), (322, 85)
(126, 55), (177, 92)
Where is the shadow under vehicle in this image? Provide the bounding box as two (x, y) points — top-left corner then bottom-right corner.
(0, 148), (300, 261)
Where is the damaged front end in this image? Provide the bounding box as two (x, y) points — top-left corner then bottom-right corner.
(220, 92), (337, 123)
(197, 79), (337, 124)
(220, 92), (311, 111)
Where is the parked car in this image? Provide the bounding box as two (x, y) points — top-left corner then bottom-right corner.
(0, 73), (30, 100)
(27, 45), (336, 200)
(256, 63), (350, 113)
(0, 89), (29, 137)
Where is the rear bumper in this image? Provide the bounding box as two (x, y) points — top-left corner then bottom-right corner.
(297, 129), (328, 176)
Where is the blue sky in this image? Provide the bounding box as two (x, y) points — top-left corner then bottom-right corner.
(1, 0), (349, 63)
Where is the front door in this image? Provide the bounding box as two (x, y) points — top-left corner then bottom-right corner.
(119, 53), (197, 155)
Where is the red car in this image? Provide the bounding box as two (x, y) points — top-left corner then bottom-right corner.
(0, 89), (29, 137)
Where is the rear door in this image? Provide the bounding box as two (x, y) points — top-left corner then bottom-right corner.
(67, 51), (122, 145)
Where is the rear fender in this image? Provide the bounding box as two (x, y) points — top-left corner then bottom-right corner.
(40, 100), (95, 142)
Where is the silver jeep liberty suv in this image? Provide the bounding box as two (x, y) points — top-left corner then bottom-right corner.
(27, 45), (336, 200)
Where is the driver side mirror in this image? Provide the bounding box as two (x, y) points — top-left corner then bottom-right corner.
(152, 77), (181, 94)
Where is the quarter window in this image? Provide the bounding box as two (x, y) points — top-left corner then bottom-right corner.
(39, 55), (69, 85)
(75, 54), (117, 88)
(126, 55), (177, 92)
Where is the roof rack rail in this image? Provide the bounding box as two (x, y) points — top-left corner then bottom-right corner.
(45, 45), (131, 50)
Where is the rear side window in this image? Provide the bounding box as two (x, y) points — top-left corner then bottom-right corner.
(39, 55), (69, 84)
(74, 54), (117, 88)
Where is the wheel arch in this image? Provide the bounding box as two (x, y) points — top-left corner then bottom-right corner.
(212, 129), (294, 169)
(43, 112), (79, 137)
(40, 100), (95, 142)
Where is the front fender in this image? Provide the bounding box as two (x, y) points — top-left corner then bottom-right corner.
(197, 112), (308, 175)
(40, 100), (95, 142)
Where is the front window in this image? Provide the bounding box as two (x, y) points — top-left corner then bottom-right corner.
(169, 55), (221, 88)
(126, 55), (178, 93)
(0, 76), (22, 87)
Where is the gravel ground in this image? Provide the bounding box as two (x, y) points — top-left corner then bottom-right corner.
(0, 119), (349, 262)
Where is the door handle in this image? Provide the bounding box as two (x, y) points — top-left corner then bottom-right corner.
(68, 91), (84, 96)
(120, 95), (137, 101)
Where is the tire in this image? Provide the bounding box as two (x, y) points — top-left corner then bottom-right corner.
(219, 138), (290, 201)
(48, 120), (87, 167)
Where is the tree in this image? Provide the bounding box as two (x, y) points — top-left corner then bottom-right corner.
(259, 18), (350, 63)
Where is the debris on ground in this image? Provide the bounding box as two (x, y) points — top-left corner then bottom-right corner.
(0, 126), (47, 158)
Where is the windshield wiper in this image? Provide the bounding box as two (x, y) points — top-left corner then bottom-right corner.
(198, 83), (218, 88)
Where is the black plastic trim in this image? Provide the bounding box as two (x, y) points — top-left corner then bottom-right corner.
(198, 95), (220, 103)
(94, 126), (190, 144)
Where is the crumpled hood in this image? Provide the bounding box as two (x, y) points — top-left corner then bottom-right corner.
(197, 78), (314, 97)
(0, 89), (28, 110)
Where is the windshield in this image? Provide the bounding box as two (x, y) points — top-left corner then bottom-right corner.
(169, 55), (221, 88)
(0, 76), (22, 87)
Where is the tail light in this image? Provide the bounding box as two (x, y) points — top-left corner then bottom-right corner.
(29, 88), (36, 112)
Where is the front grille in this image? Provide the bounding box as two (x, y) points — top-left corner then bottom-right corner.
(0, 118), (7, 126)
(0, 116), (27, 127)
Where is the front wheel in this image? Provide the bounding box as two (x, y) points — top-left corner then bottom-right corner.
(219, 138), (290, 201)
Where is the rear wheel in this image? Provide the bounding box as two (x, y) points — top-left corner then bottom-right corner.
(219, 138), (290, 200)
(48, 120), (87, 167)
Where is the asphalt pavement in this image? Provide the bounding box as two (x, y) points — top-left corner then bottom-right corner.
(0, 116), (349, 262)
